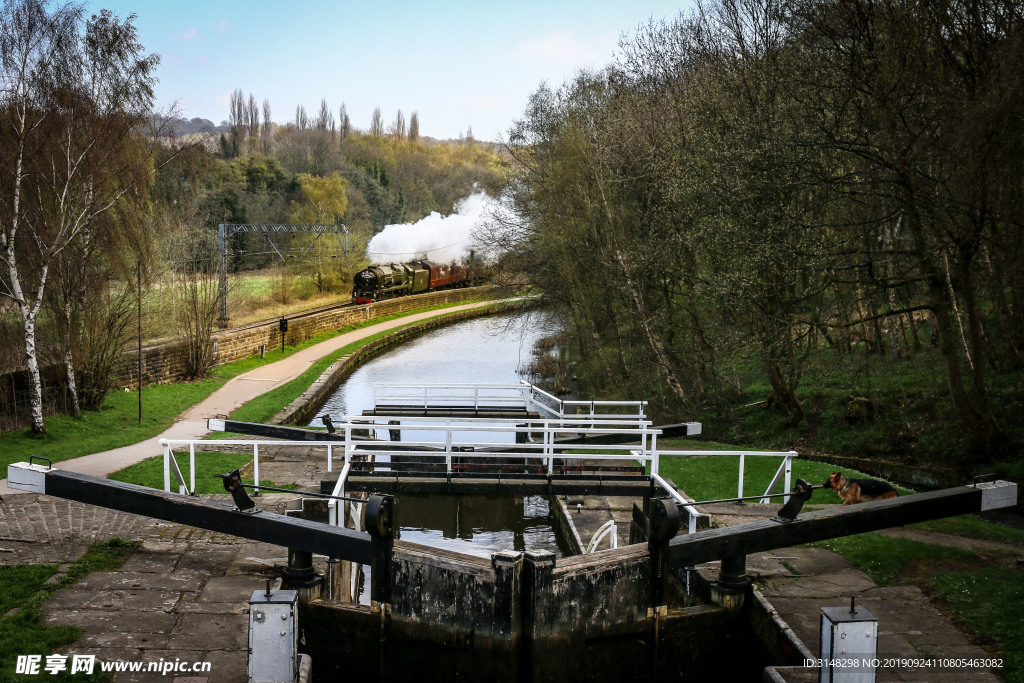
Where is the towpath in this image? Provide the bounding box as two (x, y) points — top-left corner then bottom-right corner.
(0, 300), (501, 495)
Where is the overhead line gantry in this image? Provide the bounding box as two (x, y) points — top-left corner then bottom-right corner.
(217, 223), (349, 326)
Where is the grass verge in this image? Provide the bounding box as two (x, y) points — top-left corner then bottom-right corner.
(0, 538), (136, 683)
(930, 568), (1024, 683)
(910, 514), (1024, 546)
(108, 452), (297, 494)
(655, 443), (911, 505)
(807, 532), (978, 586)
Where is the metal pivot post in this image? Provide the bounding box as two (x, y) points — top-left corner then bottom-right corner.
(281, 548), (322, 604)
(820, 599), (877, 682)
(647, 498), (680, 607)
(711, 555), (750, 614)
(366, 494), (395, 606)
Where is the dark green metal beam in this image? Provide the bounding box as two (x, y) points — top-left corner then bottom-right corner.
(666, 482), (1016, 566)
(34, 468), (373, 564)
(342, 474), (652, 496)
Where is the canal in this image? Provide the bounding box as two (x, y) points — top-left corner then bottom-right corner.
(311, 310), (571, 568)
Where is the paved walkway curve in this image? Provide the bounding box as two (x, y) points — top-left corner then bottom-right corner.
(0, 300), (503, 495)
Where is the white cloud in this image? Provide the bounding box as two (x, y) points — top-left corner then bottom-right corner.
(217, 19), (230, 34)
(214, 92), (232, 111)
(176, 27), (198, 41)
(512, 29), (615, 66)
(467, 96), (495, 109)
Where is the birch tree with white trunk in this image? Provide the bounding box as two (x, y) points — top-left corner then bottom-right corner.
(0, 0), (159, 434)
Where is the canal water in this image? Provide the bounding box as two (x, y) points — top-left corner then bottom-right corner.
(312, 311), (571, 564)
(312, 313), (551, 419)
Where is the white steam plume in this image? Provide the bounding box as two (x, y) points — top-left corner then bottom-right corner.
(366, 192), (503, 264)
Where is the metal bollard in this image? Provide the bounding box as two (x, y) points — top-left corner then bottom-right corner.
(819, 598), (877, 682)
(248, 586), (298, 683)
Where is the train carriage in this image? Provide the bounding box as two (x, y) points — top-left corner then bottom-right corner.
(352, 259), (472, 304)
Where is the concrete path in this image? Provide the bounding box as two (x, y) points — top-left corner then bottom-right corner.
(0, 301), (500, 495)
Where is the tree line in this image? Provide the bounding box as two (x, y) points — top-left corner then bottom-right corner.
(0, 0), (502, 435)
(496, 0), (1023, 463)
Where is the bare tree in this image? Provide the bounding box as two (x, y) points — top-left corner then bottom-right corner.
(409, 111), (420, 142)
(245, 93), (259, 140)
(170, 220), (219, 380)
(339, 102), (351, 139)
(225, 87), (245, 157)
(315, 98), (334, 132)
(294, 104), (308, 130)
(369, 106), (384, 136)
(0, 2), (161, 433)
(389, 109), (406, 139)
(261, 98), (272, 153)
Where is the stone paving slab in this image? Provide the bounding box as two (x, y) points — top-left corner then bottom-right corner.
(748, 548), (878, 597)
(72, 569), (209, 592)
(165, 614), (249, 651)
(176, 547), (241, 576)
(45, 588), (191, 613)
(119, 551), (182, 573)
(43, 610), (177, 649)
(198, 575), (271, 602)
(201, 649), (248, 683)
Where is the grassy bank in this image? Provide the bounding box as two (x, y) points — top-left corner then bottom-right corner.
(654, 439), (911, 506)
(687, 342), (1024, 477)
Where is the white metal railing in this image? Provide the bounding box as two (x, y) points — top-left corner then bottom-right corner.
(369, 381), (648, 426)
(164, 421), (797, 539)
(646, 450), (797, 534)
(166, 415), (663, 523)
(373, 383), (529, 410)
(586, 520), (619, 553)
(161, 438), (355, 496)
(521, 381), (647, 423)
(649, 471), (703, 535)
(655, 450), (798, 504)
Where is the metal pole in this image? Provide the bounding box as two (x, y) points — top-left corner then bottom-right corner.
(137, 260), (142, 424)
(217, 224), (228, 326)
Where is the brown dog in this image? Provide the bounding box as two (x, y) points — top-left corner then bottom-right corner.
(824, 472), (898, 505)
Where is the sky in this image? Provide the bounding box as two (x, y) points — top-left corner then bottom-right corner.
(91, 0), (693, 141)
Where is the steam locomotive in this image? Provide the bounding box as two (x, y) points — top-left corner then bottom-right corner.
(351, 260), (472, 304)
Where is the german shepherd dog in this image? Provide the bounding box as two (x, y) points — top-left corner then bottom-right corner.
(824, 472), (899, 505)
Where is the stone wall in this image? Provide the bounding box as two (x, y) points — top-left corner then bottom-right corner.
(111, 286), (493, 389)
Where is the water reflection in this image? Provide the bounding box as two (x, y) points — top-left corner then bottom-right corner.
(396, 494), (570, 559)
(311, 313), (550, 424)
